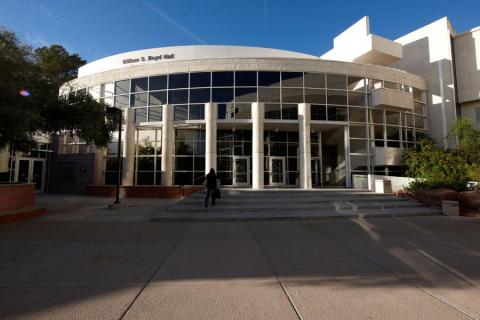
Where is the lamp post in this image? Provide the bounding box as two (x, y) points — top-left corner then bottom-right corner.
(106, 107), (123, 204)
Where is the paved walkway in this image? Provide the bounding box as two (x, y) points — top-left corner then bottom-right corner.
(1, 195), (480, 319)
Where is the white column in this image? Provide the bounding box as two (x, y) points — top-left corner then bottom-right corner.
(161, 104), (174, 186)
(298, 103), (312, 189)
(122, 108), (135, 186)
(344, 125), (352, 188)
(252, 102), (264, 189)
(205, 103), (217, 173)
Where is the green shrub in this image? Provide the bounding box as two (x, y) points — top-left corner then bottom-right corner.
(403, 138), (470, 192)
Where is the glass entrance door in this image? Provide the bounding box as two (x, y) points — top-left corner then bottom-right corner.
(15, 158), (46, 192)
(269, 157), (286, 186)
(233, 157), (250, 186)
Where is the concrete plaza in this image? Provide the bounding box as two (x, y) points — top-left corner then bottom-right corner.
(1, 194), (480, 319)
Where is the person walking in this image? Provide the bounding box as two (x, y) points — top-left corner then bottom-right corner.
(203, 168), (218, 208)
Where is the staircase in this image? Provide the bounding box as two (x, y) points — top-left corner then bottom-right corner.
(151, 189), (441, 221)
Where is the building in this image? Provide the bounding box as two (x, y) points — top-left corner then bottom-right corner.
(2, 16), (479, 192)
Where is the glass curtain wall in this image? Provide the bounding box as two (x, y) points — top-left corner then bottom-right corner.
(173, 129), (205, 185)
(264, 130), (299, 186)
(134, 128), (162, 185)
(216, 129), (252, 185)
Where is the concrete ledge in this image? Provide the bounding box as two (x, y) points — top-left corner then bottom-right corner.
(0, 205), (47, 225)
(86, 185), (203, 199)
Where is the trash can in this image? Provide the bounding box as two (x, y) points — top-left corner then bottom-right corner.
(442, 200), (459, 216)
(375, 179), (392, 193)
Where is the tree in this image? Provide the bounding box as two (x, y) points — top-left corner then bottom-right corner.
(448, 117), (480, 164)
(0, 27), (41, 150)
(0, 26), (115, 150)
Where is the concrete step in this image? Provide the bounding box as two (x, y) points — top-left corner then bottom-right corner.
(169, 200), (427, 213)
(152, 206), (442, 222)
(180, 196), (410, 204)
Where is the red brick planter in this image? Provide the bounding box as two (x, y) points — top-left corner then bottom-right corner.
(0, 183), (35, 211)
(0, 184), (46, 225)
(85, 185), (203, 199)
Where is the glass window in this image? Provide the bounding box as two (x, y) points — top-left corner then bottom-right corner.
(282, 88), (303, 103)
(189, 104), (204, 120)
(265, 104), (281, 119)
(189, 88), (210, 103)
(415, 116), (425, 129)
(281, 72), (303, 87)
(88, 85), (101, 100)
(349, 107), (366, 123)
(349, 125), (367, 138)
(311, 105), (326, 120)
(348, 91), (366, 106)
(137, 157), (154, 170)
(234, 103), (251, 119)
(212, 88), (234, 103)
(371, 109), (384, 123)
(327, 106), (347, 121)
(212, 71), (234, 86)
(218, 103), (227, 119)
(414, 102), (425, 115)
(149, 106), (162, 122)
(475, 108), (480, 122)
(258, 71), (280, 87)
(114, 94), (129, 108)
(115, 80), (130, 95)
(235, 71), (257, 86)
(131, 77), (148, 92)
(304, 73), (325, 88)
(102, 83), (114, 97)
(134, 108), (147, 123)
(149, 91), (167, 105)
(175, 157), (193, 170)
(374, 125), (384, 140)
(235, 87), (257, 102)
(369, 79), (382, 90)
(327, 74), (347, 90)
(258, 88), (280, 103)
(168, 89), (188, 104)
(305, 89), (326, 104)
(413, 88), (425, 102)
(131, 93), (148, 107)
(136, 172), (154, 185)
(190, 72), (211, 88)
(348, 76), (366, 91)
(282, 104), (298, 120)
(169, 73), (189, 89)
(386, 111), (400, 125)
(384, 81), (398, 90)
(150, 75), (168, 90)
(327, 90), (347, 105)
(405, 113), (414, 127)
(350, 139), (368, 154)
(174, 105), (189, 121)
(350, 155), (368, 171)
(386, 126), (401, 140)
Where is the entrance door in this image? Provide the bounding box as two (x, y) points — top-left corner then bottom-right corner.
(269, 157), (286, 186)
(233, 157), (250, 186)
(15, 158), (46, 192)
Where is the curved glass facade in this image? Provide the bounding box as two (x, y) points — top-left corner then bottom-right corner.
(78, 69), (427, 187)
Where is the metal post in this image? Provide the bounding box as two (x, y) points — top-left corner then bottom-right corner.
(115, 110), (122, 204)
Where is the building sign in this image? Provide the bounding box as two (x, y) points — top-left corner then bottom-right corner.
(122, 54), (175, 65)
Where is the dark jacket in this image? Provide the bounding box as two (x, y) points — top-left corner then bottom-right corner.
(205, 173), (217, 189)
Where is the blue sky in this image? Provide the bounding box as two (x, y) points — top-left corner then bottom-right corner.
(1, 0), (479, 63)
